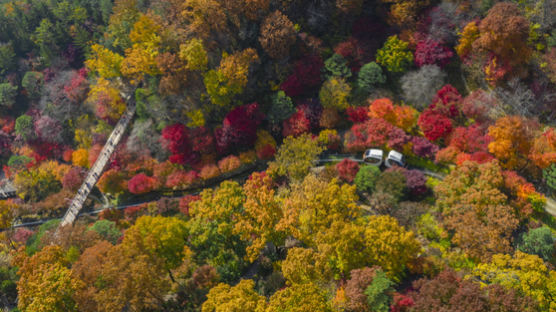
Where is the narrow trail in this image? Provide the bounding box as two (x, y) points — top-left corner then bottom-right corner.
(59, 90), (135, 227)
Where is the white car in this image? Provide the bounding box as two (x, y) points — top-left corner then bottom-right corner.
(385, 150), (405, 168)
(363, 149), (383, 166)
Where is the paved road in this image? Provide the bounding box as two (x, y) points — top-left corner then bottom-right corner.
(319, 154), (556, 218)
(59, 91), (135, 227)
(318, 155), (447, 180)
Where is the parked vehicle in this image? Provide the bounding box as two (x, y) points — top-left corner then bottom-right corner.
(385, 150), (405, 168)
(363, 149), (383, 166)
(363, 149), (405, 168)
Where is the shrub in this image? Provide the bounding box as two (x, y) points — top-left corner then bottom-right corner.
(344, 118), (406, 152)
(239, 150), (257, 164)
(416, 213), (445, 241)
(267, 133), (324, 181)
(62, 167), (85, 192)
(400, 65), (446, 110)
(161, 123), (197, 165)
(97, 169), (127, 194)
(165, 170), (199, 189)
(391, 201), (428, 228)
(461, 89), (498, 123)
(323, 53), (352, 78)
(25, 219), (61, 255)
(13, 228), (34, 245)
(0, 83), (17, 108)
(15, 115), (34, 141)
(354, 165), (381, 194)
(414, 39), (453, 68)
(363, 270), (395, 312)
(403, 169), (427, 197)
(336, 159), (360, 183)
(179, 38), (208, 71)
(346, 106), (369, 123)
(281, 55), (323, 97)
(376, 35), (413, 73)
(345, 267), (380, 312)
(369, 190), (399, 215)
(319, 77), (351, 111)
(319, 107), (341, 129)
(179, 195), (201, 216)
(199, 164), (221, 180)
(411, 136), (439, 159)
(369, 98), (396, 124)
(357, 62), (386, 93)
(218, 155), (242, 173)
(429, 84), (462, 118)
(22, 71), (44, 100)
(282, 109), (311, 138)
(127, 173), (158, 194)
(434, 146), (458, 164)
(418, 110), (453, 142)
(71, 149), (89, 168)
(88, 220), (121, 244)
(98, 208), (124, 224)
(215, 102), (263, 154)
(189, 126), (215, 155)
(255, 130), (277, 160)
(298, 99), (323, 130)
(376, 169), (407, 201)
(518, 226), (554, 261)
(334, 37), (365, 72)
(0, 42), (15, 74)
(34, 115), (63, 144)
(318, 129), (341, 150)
(0, 131), (11, 157)
(543, 164), (556, 193)
(268, 91), (295, 124)
(387, 127), (411, 151)
(7, 155), (32, 170)
(259, 10), (296, 59)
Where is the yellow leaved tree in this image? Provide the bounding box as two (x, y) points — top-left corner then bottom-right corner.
(202, 279), (266, 312)
(468, 251), (556, 312)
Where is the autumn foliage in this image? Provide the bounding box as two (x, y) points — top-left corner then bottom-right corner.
(336, 159), (360, 183)
(215, 102), (264, 154)
(127, 173), (158, 194)
(3, 0), (556, 310)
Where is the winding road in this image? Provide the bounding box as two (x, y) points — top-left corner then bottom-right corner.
(3, 141), (556, 232)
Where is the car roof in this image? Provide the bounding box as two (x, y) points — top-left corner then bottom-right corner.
(387, 150), (404, 162)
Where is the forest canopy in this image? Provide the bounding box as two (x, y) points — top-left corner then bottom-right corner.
(0, 0), (556, 311)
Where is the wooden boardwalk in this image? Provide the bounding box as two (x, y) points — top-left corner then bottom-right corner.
(0, 171), (15, 199)
(59, 91), (135, 227)
(545, 197), (556, 217)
